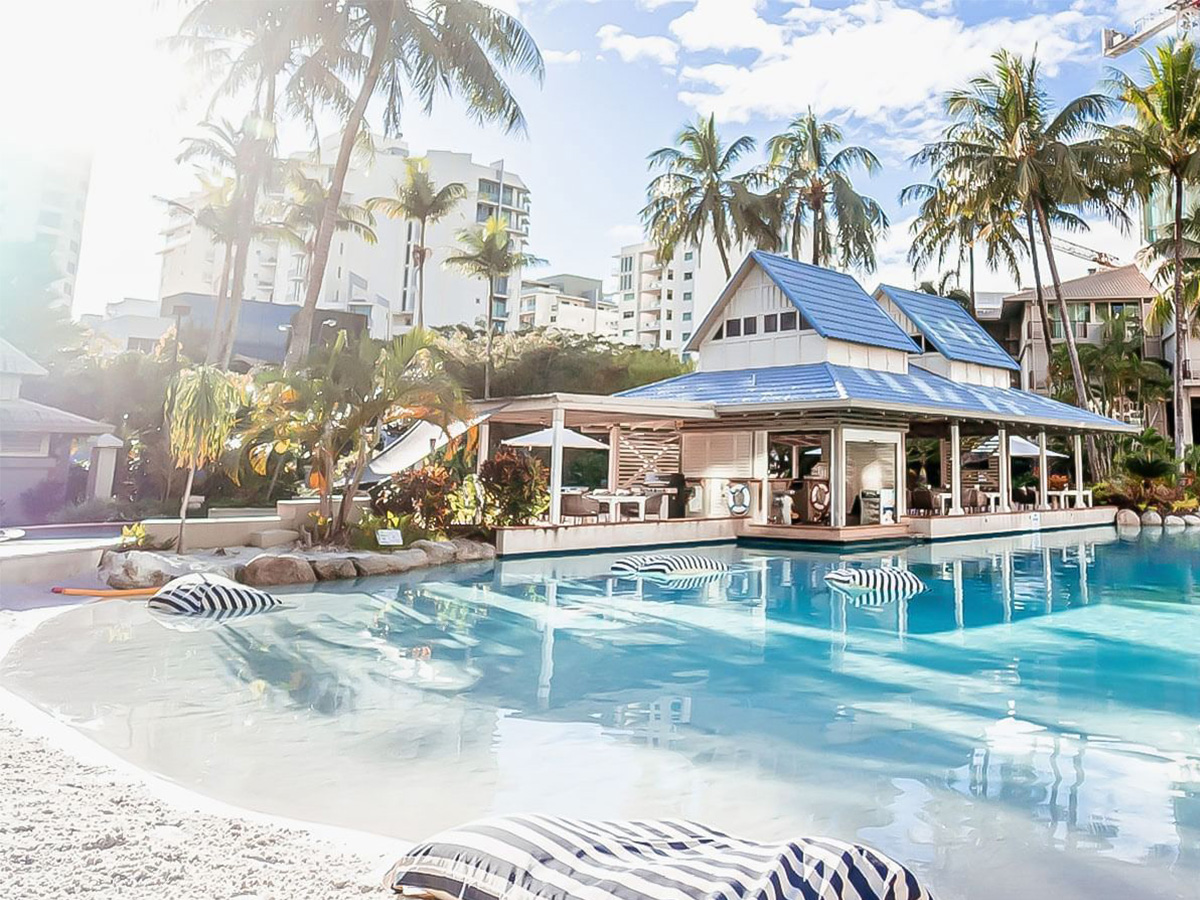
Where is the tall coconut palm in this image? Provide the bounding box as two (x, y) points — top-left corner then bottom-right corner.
(765, 109), (887, 271)
(166, 366), (244, 553)
(919, 50), (1123, 421)
(1108, 39), (1200, 467)
(367, 157), (466, 329)
(642, 114), (757, 279)
(284, 0), (544, 370)
(444, 216), (544, 399)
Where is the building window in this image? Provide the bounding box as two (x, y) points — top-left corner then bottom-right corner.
(780, 310), (798, 331)
(682, 332), (691, 342)
(684, 251), (694, 261)
(666, 330), (672, 340)
(725, 318), (741, 337)
(682, 311), (692, 321)
(666, 290), (673, 300)
(623, 310), (634, 318)
(713, 324), (724, 340)
(621, 256), (633, 273)
(683, 271), (693, 281)
(619, 274), (632, 291)
(623, 329), (633, 337)
(683, 291), (692, 302)
(667, 270), (674, 280)
(764, 313), (778, 333)
(624, 292), (634, 302)
(666, 310), (673, 320)
(743, 316), (757, 335)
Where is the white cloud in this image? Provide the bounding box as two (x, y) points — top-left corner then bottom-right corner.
(597, 24), (679, 66)
(677, 2), (1096, 124)
(543, 48), (582, 65)
(668, 0), (784, 56)
(637, 0), (689, 9)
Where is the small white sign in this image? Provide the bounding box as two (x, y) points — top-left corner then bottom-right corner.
(376, 529), (405, 547)
(1029, 512), (1042, 531)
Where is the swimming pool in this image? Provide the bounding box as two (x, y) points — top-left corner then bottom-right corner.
(3, 526), (1198, 899)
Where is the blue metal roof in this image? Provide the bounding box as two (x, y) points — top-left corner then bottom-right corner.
(877, 284), (1020, 371)
(751, 252), (920, 353)
(618, 363), (1132, 432)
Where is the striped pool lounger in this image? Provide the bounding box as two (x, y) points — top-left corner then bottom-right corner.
(147, 573), (282, 617)
(612, 555), (730, 577)
(824, 568), (925, 598)
(388, 815), (935, 900)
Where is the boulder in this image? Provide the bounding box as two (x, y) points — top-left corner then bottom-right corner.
(99, 550), (238, 590)
(242, 554), (317, 587)
(1184, 515), (1200, 527)
(449, 538), (496, 561)
(351, 550), (430, 577)
(309, 555), (358, 581)
(409, 540), (458, 565)
(1114, 508), (1141, 529)
(1141, 509), (1163, 527)
(1163, 515), (1187, 528)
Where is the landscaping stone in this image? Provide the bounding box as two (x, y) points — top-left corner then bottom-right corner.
(1184, 515), (1200, 527)
(242, 553), (317, 586)
(350, 549), (431, 577)
(450, 538), (496, 561)
(248, 528), (301, 549)
(309, 555), (358, 581)
(1163, 515), (1186, 528)
(99, 550), (239, 590)
(1114, 509), (1141, 529)
(1141, 510), (1163, 527)
(409, 539), (458, 564)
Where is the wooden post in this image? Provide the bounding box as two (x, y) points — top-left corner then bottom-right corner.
(1037, 430), (1050, 510)
(998, 425), (1012, 513)
(549, 407), (565, 525)
(949, 421), (964, 516)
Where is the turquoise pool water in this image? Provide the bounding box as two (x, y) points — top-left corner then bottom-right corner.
(3, 526), (1199, 899)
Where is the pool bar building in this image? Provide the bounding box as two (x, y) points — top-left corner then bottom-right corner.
(413, 252), (1135, 556)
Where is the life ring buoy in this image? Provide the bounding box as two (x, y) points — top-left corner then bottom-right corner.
(726, 482), (751, 516)
(809, 481), (830, 514)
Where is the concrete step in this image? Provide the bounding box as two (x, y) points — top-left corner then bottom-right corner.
(248, 529), (301, 549)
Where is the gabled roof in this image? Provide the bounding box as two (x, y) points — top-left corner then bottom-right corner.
(684, 252), (920, 354)
(876, 284), (1020, 372)
(1004, 265), (1155, 303)
(0, 337), (47, 377)
(618, 362), (1134, 433)
(0, 398), (112, 435)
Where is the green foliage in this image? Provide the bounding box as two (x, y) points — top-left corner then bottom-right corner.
(119, 521), (177, 552)
(478, 448), (548, 526)
(348, 509), (430, 550)
(567, 449), (608, 489)
(371, 466), (459, 536)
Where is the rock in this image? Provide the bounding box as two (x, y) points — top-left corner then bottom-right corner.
(99, 550), (238, 590)
(351, 550), (430, 577)
(309, 555), (358, 581)
(449, 538), (496, 561)
(1163, 514), (1187, 528)
(1184, 515), (1200, 527)
(1115, 508), (1141, 529)
(242, 554), (317, 586)
(1141, 510), (1163, 527)
(409, 540), (458, 565)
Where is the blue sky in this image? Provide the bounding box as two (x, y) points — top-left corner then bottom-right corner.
(5, 0), (1171, 315)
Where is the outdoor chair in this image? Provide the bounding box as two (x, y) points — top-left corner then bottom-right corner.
(561, 492), (602, 524)
(909, 488), (935, 517)
(643, 491), (668, 520)
(963, 488), (986, 513)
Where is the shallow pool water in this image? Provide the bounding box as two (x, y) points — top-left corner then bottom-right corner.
(4, 526), (1199, 899)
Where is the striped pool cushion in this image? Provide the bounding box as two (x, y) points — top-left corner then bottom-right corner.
(388, 814), (934, 900)
(612, 554), (729, 577)
(824, 568), (925, 598)
(148, 573), (281, 617)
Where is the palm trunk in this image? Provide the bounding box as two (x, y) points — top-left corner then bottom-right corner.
(968, 234), (976, 318)
(334, 439), (370, 540)
(416, 218), (427, 330)
(715, 237), (731, 279)
(790, 207), (803, 260)
(176, 465), (195, 554)
(205, 244), (235, 364)
(1025, 207), (1054, 366)
(484, 282), (495, 399)
(1173, 172), (1187, 466)
(266, 452), (287, 501)
(811, 204), (822, 267)
(285, 4), (395, 370)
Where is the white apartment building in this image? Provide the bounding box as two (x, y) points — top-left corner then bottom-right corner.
(517, 274), (619, 339)
(611, 235), (746, 353)
(157, 136), (531, 339)
(0, 145), (91, 310)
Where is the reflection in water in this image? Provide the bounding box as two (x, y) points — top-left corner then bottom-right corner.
(3, 527), (1200, 900)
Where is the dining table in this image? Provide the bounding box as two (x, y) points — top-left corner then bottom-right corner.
(586, 492), (651, 523)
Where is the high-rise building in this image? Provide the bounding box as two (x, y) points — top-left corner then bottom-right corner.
(516, 274), (618, 339)
(0, 146), (92, 310)
(611, 235), (746, 353)
(156, 136), (531, 340)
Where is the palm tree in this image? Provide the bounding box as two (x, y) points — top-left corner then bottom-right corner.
(367, 157), (466, 329)
(1108, 39), (1200, 467)
(920, 51), (1123, 421)
(642, 114), (757, 279)
(284, 0), (544, 370)
(166, 366), (244, 553)
(765, 108), (887, 270)
(444, 216), (544, 399)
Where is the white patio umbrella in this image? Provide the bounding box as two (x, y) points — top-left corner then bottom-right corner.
(969, 435), (1067, 459)
(502, 427), (608, 450)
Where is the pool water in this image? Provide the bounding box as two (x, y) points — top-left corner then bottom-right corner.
(4, 527), (1199, 899)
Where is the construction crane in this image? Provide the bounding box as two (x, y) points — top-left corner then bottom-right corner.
(1103, 1), (1200, 58)
(1050, 237), (1121, 269)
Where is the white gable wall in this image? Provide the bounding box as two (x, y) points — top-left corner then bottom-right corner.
(696, 264), (908, 374)
(913, 355), (1014, 387)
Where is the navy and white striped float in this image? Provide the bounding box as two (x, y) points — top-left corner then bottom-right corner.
(824, 567), (926, 603)
(147, 573), (282, 630)
(388, 814), (934, 900)
(611, 554), (730, 577)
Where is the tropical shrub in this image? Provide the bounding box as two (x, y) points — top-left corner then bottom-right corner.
(348, 509), (430, 550)
(371, 465), (459, 536)
(478, 448), (548, 526)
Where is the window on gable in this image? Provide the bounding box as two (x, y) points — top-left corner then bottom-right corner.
(725, 318), (741, 337)
(780, 310), (798, 331)
(764, 313), (778, 333)
(743, 316), (757, 335)
(713, 324), (724, 340)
